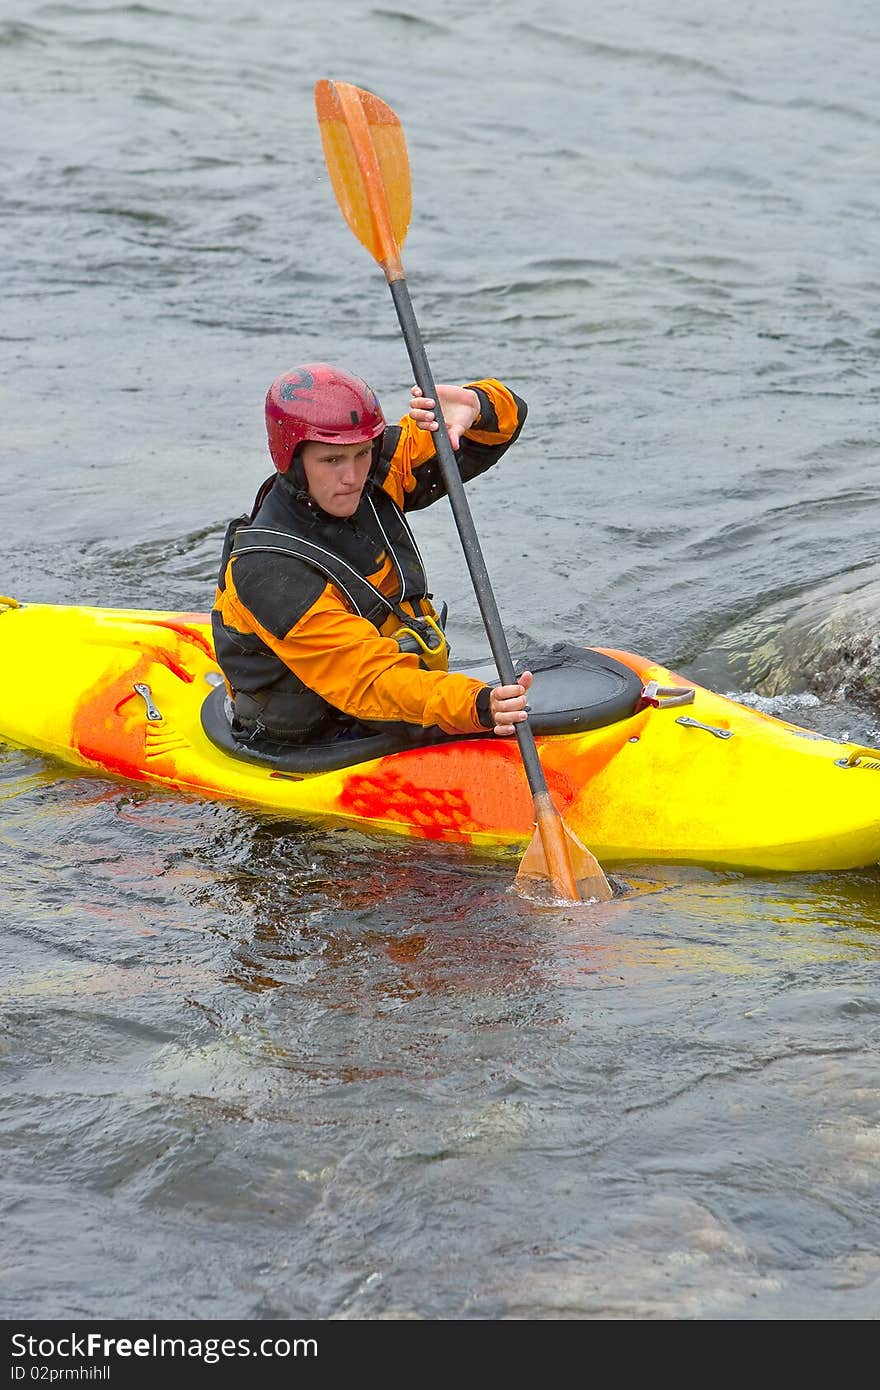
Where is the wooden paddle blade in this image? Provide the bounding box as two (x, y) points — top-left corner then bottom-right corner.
(516, 794), (614, 903)
(314, 79), (411, 273)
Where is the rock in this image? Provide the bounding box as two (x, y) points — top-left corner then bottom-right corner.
(688, 564), (880, 712)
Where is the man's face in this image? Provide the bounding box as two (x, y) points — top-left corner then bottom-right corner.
(299, 439), (373, 517)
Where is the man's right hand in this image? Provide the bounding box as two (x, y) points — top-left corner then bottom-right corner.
(488, 670), (532, 736)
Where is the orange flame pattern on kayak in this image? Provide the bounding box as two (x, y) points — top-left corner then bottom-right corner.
(72, 659), (157, 780)
(152, 619), (214, 661)
(69, 625), (211, 781)
(334, 734), (621, 841)
(339, 767), (481, 838)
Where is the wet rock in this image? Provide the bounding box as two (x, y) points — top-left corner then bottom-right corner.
(688, 564), (880, 713)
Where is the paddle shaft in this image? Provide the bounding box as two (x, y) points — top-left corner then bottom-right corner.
(315, 79), (611, 898)
(387, 275), (551, 798)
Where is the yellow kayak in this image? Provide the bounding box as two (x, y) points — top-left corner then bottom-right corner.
(0, 596), (878, 872)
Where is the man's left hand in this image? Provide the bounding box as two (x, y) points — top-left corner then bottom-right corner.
(409, 384), (480, 450)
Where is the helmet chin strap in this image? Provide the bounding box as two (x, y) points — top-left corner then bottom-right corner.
(287, 443), (309, 495)
(275, 458), (314, 511)
(370, 432), (385, 475)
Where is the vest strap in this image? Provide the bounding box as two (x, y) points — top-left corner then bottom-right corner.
(230, 490), (429, 630)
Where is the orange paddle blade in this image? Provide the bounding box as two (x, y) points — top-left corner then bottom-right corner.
(516, 793), (614, 903)
(315, 79), (411, 274)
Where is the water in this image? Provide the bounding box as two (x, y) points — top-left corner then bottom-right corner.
(2, 0), (879, 1321)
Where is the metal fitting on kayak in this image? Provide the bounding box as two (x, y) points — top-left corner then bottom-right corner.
(675, 715), (733, 740)
(133, 683), (162, 722)
(834, 746), (880, 770)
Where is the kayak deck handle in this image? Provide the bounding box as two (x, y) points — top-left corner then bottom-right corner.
(835, 746), (880, 770)
(133, 683), (162, 722)
(675, 715), (733, 740)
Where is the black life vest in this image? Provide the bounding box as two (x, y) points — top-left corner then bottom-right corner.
(212, 475), (434, 741)
(230, 487), (430, 627)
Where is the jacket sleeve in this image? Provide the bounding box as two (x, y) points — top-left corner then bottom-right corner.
(377, 378), (528, 512)
(221, 581), (489, 735)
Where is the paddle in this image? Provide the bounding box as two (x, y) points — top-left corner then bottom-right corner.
(314, 79), (613, 904)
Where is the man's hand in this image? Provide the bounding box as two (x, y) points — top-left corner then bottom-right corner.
(409, 383), (480, 450)
(489, 670), (532, 737)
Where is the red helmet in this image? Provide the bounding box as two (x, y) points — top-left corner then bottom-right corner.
(265, 363), (386, 473)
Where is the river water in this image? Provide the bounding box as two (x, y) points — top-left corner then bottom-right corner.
(2, 0), (879, 1322)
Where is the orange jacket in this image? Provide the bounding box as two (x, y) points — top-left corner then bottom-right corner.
(213, 379), (527, 737)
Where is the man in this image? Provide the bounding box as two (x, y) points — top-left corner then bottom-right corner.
(212, 362), (532, 746)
